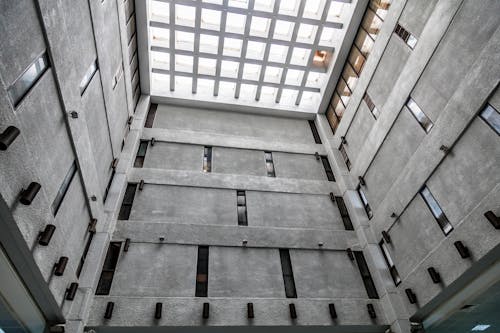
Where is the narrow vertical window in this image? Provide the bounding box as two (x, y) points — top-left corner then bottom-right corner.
(406, 98), (433, 133)
(145, 103), (158, 128)
(195, 246), (209, 297)
(320, 155), (335, 181)
(279, 249), (297, 298)
(265, 152), (275, 177)
(339, 144), (351, 171)
(118, 183), (137, 220)
(308, 120), (322, 144)
(363, 93), (380, 119)
(134, 140), (149, 167)
(77, 233), (94, 278)
(96, 242), (121, 295)
(80, 59), (98, 96)
(479, 104), (500, 135)
(379, 240), (401, 286)
(103, 170), (115, 203)
(354, 251), (379, 299)
(357, 186), (373, 219)
(51, 161), (78, 216)
(237, 190), (248, 226)
(203, 146), (212, 172)
(335, 196), (354, 230)
(420, 185), (453, 235)
(394, 23), (418, 49)
(8, 52), (49, 107)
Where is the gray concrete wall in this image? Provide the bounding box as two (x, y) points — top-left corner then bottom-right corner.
(143, 142), (204, 172)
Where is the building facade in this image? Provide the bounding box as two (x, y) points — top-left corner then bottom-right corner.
(0, 1), (499, 333)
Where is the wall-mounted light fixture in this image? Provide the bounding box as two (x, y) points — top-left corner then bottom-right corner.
(247, 303), (254, 319)
(427, 267), (441, 283)
(104, 302), (114, 319)
(65, 282), (78, 301)
(340, 136), (347, 145)
(38, 224), (56, 246)
(151, 137), (155, 146)
(439, 145), (450, 154)
(346, 248), (354, 261)
(90, 195), (97, 201)
(367, 304), (376, 319)
(484, 211), (500, 229)
(159, 236), (165, 242)
(318, 242), (324, 248)
(289, 303), (297, 319)
(358, 176), (366, 186)
(454, 241), (470, 258)
(315, 152), (320, 160)
(242, 239), (248, 247)
(54, 256), (68, 276)
(88, 218), (97, 233)
(19, 182), (41, 205)
(123, 238), (131, 252)
(390, 212), (398, 218)
(327, 303), (337, 319)
(329, 192), (335, 202)
(0, 126), (20, 150)
(405, 288), (417, 304)
(111, 158), (119, 169)
(382, 231), (391, 244)
(139, 179), (145, 191)
(69, 111), (78, 119)
(202, 302), (210, 319)
(127, 116), (133, 125)
(155, 302), (162, 319)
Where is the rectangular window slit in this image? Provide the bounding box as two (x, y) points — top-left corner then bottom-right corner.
(379, 239), (401, 286)
(51, 161), (77, 216)
(265, 151), (275, 177)
(394, 23), (417, 49)
(420, 185), (453, 235)
(308, 120), (322, 144)
(103, 170), (115, 204)
(118, 183), (138, 220)
(279, 249), (297, 298)
(363, 93), (380, 119)
(76, 232), (94, 278)
(479, 104), (500, 135)
(320, 155), (335, 181)
(80, 59), (98, 96)
(195, 246), (209, 297)
(203, 146), (212, 172)
(134, 140), (149, 167)
(95, 242), (121, 295)
(335, 196), (354, 230)
(354, 251), (379, 299)
(357, 186), (373, 219)
(406, 98), (433, 133)
(339, 144), (351, 171)
(145, 103), (158, 128)
(237, 190), (248, 226)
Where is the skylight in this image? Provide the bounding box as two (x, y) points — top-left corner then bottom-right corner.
(146, 0), (356, 113)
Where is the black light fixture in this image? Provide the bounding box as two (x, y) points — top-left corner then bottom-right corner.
(329, 192), (335, 202)
(19, 182), (41, 205)
(405, 288), (417, 304)
(247, 303), (254, 319)
(104, 302), (114, 319)
(127, 116), (133, 125)
(439, 145), (450, 153)
(124, 238), (131, 252)
(289, 303), (297, 319)
(91, 195), (97, 201)
(346, 248), (355, 261)
(315, 152), (320, 160)
(358, 176), (366, 186)
(139, 179), (145, 191)
(65, 283), (78, 301)
(427, 267), (441, 283)
(340, 136), (347, 145)
(69, 111), (78, 119)
(367, 304), (376, 319)
(54, 257), (68, 276)
(112, 158), (119, 169)
(318, 242), (324, 248)
(155, 302), (162, 319)
(454, 241), (470, 258)
(329, 303), (337, 319)
(390, 212), (398, 218)
(0, 126), (20, 150)
(484, 211), (500, 229)
(151, 137), (156, 146)
(38, 224), (56, 246)
(88, 218), (97, 233)
(382, 231), (391, 244)
(202, 302), (210, 319)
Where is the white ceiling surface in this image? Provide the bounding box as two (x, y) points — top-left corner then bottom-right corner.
(142, 0), (358, 115)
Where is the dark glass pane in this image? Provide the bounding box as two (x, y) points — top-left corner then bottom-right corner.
(279, 249), (297, 298)
(354, 251), (379, 299)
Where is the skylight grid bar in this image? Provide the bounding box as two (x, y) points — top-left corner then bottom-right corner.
(255, 0), (281, 101)
(151, 45), (328, 73)
(169, 2), (175, 91)
(295, 0), (332, 106)
(192, 1), (202, 94)
(154, 0), (343, 29)
(151, 68), (321, 92)
(213, 0), (229, 96)
(234, 0), (254, 99)
(275, 0), (307, 104)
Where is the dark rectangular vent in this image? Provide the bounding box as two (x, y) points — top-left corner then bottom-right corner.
(118, 183), (138, 220)
(308, 120), (322, 144)
(196, 246), (209, 297)
(320, 156), (335, 181)
(145, 103), (158, 128)
(335, 196), (354, 230)
(96, 242), (121, 295)
(279, 249), (297, 298)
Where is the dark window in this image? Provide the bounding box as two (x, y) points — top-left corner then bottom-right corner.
(145, 103), (158, 128)
(379, 239), (401, 286)
(354, 251), (379, 299)
(237, 190), (248, 226)
(406, 98), (433, 133)
(479, 104), (500, 135)
(279, 249), (297, 298)
(320, 156), (335, 181)
(339, 144), (351, 171)
(363, 93), (380, 119)
(308, 120), (322, 144)
(96, 242), (121, 295)
(335, 196), (354, 230)
(265, 152), (275, 177)
(394, 23), (417, 49)
(103, 170), (115, 203)
(420, 185), (453, 235)
(195, 246), (209, 297)
(118, 184), (137, 220)
(80, 60), (98, 96)
(8, 52), (50, 107)
(357, 186), (373, 219)
(134, 141), (149, 167)
(76, 232), (94, 278)
(51, 161), (77, 216)
(203, 146), (212, 173)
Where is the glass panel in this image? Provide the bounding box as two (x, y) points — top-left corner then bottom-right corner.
(326, 106), (340, 134)
(362, 8), (383, 39)
(348, 46), (366, 74)
(369, 0), (391, 21)
(355, 29), (375, 57)
(420, 186), (453, 235)
(8, 53), (49, 106)
(342, 63), (359, 92)
(331, 93), (346, 118)
(336, 78), (351, 106)
(406, 98), (433, 132)
(480, 104), (500, 135)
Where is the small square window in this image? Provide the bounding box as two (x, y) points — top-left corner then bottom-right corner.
(290, 47), (311, 66)
(240, 84), (257, 100)
(226, 12), (247, 34)
(150, 27), (170, 48)
(151, 51), (170, 70)
(274, 20), (295, 41)
(197, 78), (214, 95)
(264, 66), (282, 83)
(320, 27), (338, 46)
(297, 24), (318, 44)
(246, 41), (266, 60)
(303, 0), (326, 20)
(199, 34), (219, 54)
(285, 69), (304, 86)
(201, 8), (221, 30)
(228, 0), (248, 9)
(250, 16), (271, 38)
(218, 81), (236, 97)
(242, 63), (261, 81)
(279, 0), (300, 16)
(175, 75), (192, 91)
(306, 72), (325, 88)
(301, 91), (321, 106)
(203, 0), (223, 4)
(254, 0), (274, 12)
(221, 60), (239, 78)
(151, 1), (169, 24)
(175, 31), (195, 51)
(175, 55), (193, 73)
(175, 4), (196, 27)
(260, 86), (277, 102)
(223, 38), (243, 57)
(268, 44), (288, 63)
(280, 89), (299, 105)
(327, 2), (346, 22)
(198, 58), (217, 76)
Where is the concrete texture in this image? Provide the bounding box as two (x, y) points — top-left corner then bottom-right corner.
(212, 147), (268, 177)
(143, 142), (204, 172)
(273, 152), (329, 181)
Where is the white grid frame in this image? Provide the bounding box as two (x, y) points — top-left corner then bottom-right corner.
(148, 0), (353, 110)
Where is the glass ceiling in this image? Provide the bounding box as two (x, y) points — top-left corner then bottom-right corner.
(147, 0), (356, 113)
